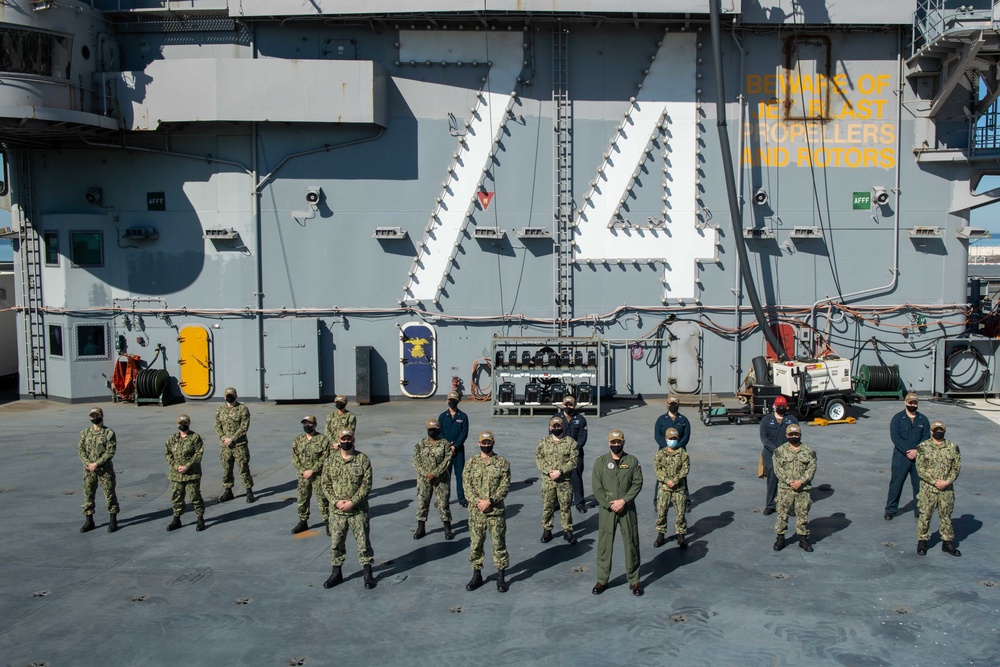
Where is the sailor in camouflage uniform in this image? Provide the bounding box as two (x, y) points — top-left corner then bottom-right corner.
(291, 415), (332, 535)
(412, 418), (454, 540)
(320, 428), (376, 589)
(536, 415), (579, 545)
(772, 423), (816, 552)
(463, 431), (511, 593)
(78, 407), (120, 533)
(215, 387), (255, 503)
(653, 427), (689, 549)
(916, 420), (962, 557)
(324, 394), (357, 450)
(165, 414), (206, 532)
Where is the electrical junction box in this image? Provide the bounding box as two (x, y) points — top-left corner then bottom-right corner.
(771, 358), (852, 396)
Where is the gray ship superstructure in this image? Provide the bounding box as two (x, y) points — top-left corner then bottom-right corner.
(1, 0), (999, 405)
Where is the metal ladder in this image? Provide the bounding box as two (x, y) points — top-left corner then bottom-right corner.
(15, 149), (47, 397)
(552, 28), (573, 337)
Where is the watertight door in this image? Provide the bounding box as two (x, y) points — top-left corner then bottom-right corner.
(178, 325), (212, 398)
(264, 318), (321, 400)
(400, 322), (436, 398)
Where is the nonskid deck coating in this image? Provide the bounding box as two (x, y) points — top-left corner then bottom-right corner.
(0, 397), (997, 666)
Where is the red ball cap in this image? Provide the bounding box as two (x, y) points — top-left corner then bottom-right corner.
(773, 396), (788, 407)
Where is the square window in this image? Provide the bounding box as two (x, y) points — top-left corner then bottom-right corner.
(783, 35), (832, 121)
(70, 231), (103, 267)
(44, 231), (59, 266)
(48, 324), (63, 357)
(75, 323), (109, 360)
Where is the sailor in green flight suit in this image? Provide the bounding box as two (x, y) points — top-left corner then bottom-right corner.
(591, 429), (644, 597)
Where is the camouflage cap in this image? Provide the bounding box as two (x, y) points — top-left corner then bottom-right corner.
(177, 414), (191, 424)
(667, 394), (680, 404)
(426, 418), (441, 430)
(338, 428), (355, 439)
(904, 392), (919, 403)
(665, 427), (680, 439)
(479, 431), (495, 443)
(301, 415), (317, 425)
(334, 394), (347, 403)
(88, 407), (104, 417)
(549, 416), (564, 427)
(447, 390), (461, 401)
(608, 429), (625, 442)
(224, 387), (237, 397)
(786, 423), (802, 436)
(562, 396), (577, 407)
(931, 420), (946, 431)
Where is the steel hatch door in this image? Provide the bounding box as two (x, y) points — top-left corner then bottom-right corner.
(264, 318), (320, 400)
(177, 324), (213, 399)
(400, 322), (436, 398)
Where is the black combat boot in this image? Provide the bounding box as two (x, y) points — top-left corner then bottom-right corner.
(413, 521), (426, 539)
(942, 541), (962, 557)
(291, 519), (309, 535)
(917, 540), (927, 555)
(80, 516), (96, 533)
(676, 534), (687, 549)
(107, 515), (118, 533)
(245, 488), (256, 504)
(798, 536), (813, 552)
(323, 566), (343, 589)
(443, 521), (455, 541)
(540, 528), (553, 543)
(563, 530), (577, 545)
(773, 534), (785, 551)
(196, 515), (206, 531)
(219, 488), (235, 502)
(363, 565), (377, 589)
(496, 569), (508, 593)
(466, 569), (483, 591)
(653, 532), (666, 548)
(167, 515), (182, 531)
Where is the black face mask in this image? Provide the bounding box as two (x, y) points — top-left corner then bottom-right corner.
(335, 402), (347, 410)
(609, 444), (624, 456)
(427, 429), (440, 440)
(226, 395), (236, 404)
(787, 437), (801, 445)
(90, 418), (102, 425)
(906, 404), (918, 414)
(563, 407), (574, 415)
(178, 424), (190, 433)
(775, 407), (786, 416)
(340, 440), (354, 451)
(448, 400), (458, 409)
(668, 403), (679, 413)
(303, 425), (314, 433)
(932, 430), (945, 439)
(480, 445), (494, 455)
(551, 427), (564, 436)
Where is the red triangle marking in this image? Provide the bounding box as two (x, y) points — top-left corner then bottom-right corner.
(477, 191), (495, 210)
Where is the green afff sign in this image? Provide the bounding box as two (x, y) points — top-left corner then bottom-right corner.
(853, 192), (871, 210)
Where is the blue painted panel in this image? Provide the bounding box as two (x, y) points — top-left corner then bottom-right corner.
(400, 322), (436, 398)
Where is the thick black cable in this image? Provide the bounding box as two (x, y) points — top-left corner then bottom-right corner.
(710, 0), (789, 362)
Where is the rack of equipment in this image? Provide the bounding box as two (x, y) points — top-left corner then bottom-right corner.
(490, 335), (602, 416)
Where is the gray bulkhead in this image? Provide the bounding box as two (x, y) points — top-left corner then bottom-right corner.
(2, 1), (977, 402)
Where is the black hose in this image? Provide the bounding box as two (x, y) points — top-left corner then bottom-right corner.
(945, 345), (989, 393)
(709, 0), (789, 362)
